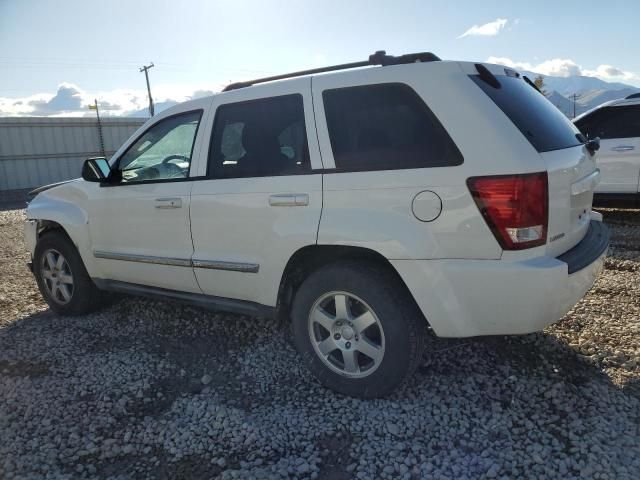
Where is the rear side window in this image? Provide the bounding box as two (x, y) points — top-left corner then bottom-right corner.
(322, 83), (463, 171)
(575, 105), (640, 139)
(471, 75), (582, 152)
(208, 94), (310, 178)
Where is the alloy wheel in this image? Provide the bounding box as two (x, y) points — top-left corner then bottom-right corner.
(40, 248), (74, 305)
(308, 291), (385, 378)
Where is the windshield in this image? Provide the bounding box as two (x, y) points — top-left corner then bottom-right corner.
(470, 74), (582, 153)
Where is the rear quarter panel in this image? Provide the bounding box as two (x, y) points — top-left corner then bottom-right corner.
(314, 61), (547, 260)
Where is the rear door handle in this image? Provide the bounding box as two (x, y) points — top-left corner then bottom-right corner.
(155, 197), (182, 209)
(269, 194), (309, 206)
(611, 145), (635, 152)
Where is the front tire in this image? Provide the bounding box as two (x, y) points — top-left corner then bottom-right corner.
(34, 230), (104, 316)
(291, 261), (426, 398)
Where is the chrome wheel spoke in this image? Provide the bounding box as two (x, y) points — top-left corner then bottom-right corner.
(356, 338), (383, 361)
(58, 273), (73, 284)
(334, 294), (350, 320)
(57, 283), (72, 302)
(312, 307), (335, 332)
(55, 254), (65, 270)
(352, 311), (376, 333)
(317, 337), (337, 356)
(342, 350), (359, 374)
(45, 252), (57, 271)
(42, 269), (54, 280)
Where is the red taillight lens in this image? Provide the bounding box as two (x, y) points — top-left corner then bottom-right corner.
(467, 172), (548, 250)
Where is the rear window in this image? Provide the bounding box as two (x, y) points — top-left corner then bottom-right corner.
(322, 83), (463, 171)
(471, 75), (582, 152)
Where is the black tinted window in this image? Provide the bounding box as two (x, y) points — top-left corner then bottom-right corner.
(471, 75), (582, 152)
(322, 83), (462, 171)
(575, 106), (640, 139)
(209, 94), (310, 178)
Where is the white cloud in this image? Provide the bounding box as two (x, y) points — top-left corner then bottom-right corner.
(487, 56), (639, 83)
(486, 56), (533, 71)
(534, 58), (582, 77)
(582, 64), (637, 81)
(459, 18), (508, 38)
(0, 82), (225, 117)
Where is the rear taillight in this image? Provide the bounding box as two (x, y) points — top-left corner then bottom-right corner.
(467, 172), (548, 250)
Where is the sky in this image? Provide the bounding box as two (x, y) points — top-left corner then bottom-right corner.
(1, 0), (639, 116)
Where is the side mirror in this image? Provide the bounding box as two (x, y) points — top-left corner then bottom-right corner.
(82, 157), (111, 182)
(586, 137), (600, 155)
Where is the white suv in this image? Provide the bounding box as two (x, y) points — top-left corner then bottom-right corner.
(574, 93), (640, 205)
(25, 51), (609, 397)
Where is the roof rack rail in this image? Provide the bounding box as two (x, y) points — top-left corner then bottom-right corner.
(222, 50), (441, 92)
(625, 92), (640, 99)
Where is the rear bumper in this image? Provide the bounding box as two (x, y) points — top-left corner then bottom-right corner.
(391, 220), (609, 337)
(557, 220), (609, 274)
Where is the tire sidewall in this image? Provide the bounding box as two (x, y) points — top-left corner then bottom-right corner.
(292, 263), (418, 398)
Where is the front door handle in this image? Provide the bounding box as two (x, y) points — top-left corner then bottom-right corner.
(269, 194), (309, 206)
(155, 197), (182, 209)
(611, 145), (635, 152)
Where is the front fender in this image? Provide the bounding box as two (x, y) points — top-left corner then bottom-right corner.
(25, 186), (99, 277)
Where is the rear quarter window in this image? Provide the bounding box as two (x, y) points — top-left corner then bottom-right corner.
(322, 83), (463, 171)
(471, 75), (582, 152)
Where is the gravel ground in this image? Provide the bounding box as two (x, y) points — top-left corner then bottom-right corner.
(0, 206), (638, 480)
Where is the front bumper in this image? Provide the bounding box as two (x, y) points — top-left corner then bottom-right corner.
(391, 220), (609, 338)
(24, 219), (37, 275)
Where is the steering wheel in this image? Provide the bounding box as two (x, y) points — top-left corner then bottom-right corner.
(160, 154), (190, 178)
(162, 154), (190, 165)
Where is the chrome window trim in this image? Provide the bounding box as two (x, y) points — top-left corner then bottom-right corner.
(93, 251), (259, 273)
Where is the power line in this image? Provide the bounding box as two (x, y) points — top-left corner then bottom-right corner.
(569, 93), (582, 119)
(139, 63), (155, 117)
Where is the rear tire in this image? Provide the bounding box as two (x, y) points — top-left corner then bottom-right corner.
(34, 230), (105, 316)
(291, 261), (426, 398)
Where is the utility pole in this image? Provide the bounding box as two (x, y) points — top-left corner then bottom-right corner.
(569, 93), (582, 119)
(139, 62), (155, 117)
(88, 99), (105, 157)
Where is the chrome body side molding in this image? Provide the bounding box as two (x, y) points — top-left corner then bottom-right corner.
(93, 251), (259, 273)
(191, 259), (260, 273)
(93, 250), (191, 267)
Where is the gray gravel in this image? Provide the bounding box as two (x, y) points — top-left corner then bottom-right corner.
(0, 206), (638, 479)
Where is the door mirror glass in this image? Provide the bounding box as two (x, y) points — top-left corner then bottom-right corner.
(82, 157), (111, 182)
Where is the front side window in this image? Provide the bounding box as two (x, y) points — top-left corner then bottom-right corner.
(575, 106), (640, 139)
(116, 110), (202, 183)
(322, 83), (463, 171)
(208, 94), (310, 178)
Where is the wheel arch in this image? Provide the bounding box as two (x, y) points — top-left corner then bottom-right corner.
(276, 244), (428, 328)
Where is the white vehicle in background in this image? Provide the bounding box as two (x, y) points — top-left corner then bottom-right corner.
(574, 93), (640, 206)
(24, 51), (609, 397)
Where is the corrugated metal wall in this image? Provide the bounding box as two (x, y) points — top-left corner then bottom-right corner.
(0, 117), (146, 191)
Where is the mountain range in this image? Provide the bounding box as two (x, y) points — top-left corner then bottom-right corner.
(521, 71), (639, 118)
(127, 73), (640, 119)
